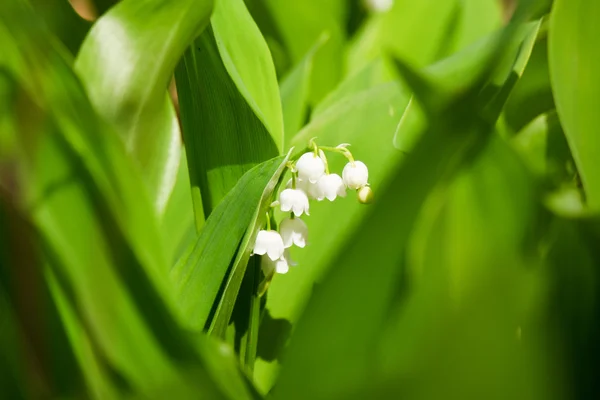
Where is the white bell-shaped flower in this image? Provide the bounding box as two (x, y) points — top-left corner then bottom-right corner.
(316, 173), (346, 201)
(342, 161), (369, 189)
(253, 230), (284, 261)
(261, 249), (296, 275)
(279, 217), (308, 248)
(296, 152), (325, 183)
(279, 188), (310, 217)
(286, 178), (321, 200)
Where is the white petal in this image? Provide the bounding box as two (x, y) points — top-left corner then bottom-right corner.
(252, 230), (269, 255)
(280, 217), (308, 248)
(342, 161), (369, 189)
(264, 230), (284, 261)
(279, 189), (295, 213)
(296, 152), (325, 183)
(317, 174), (346, 201)
(275, 258), (289, 274)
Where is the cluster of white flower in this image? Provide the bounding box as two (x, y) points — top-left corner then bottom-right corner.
(252, 140), (372, 278)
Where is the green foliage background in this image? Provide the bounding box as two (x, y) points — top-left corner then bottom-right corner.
(1, 0), (599, 399)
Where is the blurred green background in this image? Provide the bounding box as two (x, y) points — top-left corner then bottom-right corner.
(1, 0), (600, 399)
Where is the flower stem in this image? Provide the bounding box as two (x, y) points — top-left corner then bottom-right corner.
(319, 145), (355, 164)
(291, 171), (297, 189)
(266, 212), (271, 230)
(319, 149), (330, 174)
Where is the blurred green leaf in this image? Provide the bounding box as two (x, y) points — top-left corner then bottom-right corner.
(364, 138), (554, 400)
(175, 0), (281, 226)
(263, 0), (346, 104)
(30, 0), (90, 55)
(549, 0), (600, 209)
(92, 0), (120, 16)
(394, 20), (541, 152)
(75, 0), (213, 216)
(504, 35), (554, 133)
(314, 58), (395, 117)
(171, 154), (288, 332)
(511, 111), (575, 184)
(445, 0), (503, 54)
(382, 0), (459, 67)
(280, 35), (327, 147)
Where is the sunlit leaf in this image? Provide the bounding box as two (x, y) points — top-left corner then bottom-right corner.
(175, 0), (281, 226)
(549, 0), (600, 209)
(75, 0), (213, 216)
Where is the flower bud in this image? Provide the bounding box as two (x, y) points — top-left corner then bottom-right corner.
(357, 186), (374, 204)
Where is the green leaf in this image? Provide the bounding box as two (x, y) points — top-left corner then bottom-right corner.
(313, 58), (395, 117)
(175, 0), (281, 225)
(382, 0), (459, 67)
(75, 0), (213, 216)
(280, 35), (327, 147)
(549, 0), (600, 210)
(171, 154), (289, 332)
(442, 0), (503, 56)
(30, 0), (90, 55)
(394, 20), (541, 152)
(362, 138), (553, 400)
(160, 150), (197, 265)
(211, 0), (284, 151)
(263, 0), (346, 104)
(504, 35), (554, 133)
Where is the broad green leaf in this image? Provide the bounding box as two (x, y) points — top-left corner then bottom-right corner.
(382, 0), (459, 67)
(364, 138), (553, 400)
(175, 0), (281, 225)
(255, 81), (410, 392)
(263, 0), (346, 104)
(75, 0), (213, 216)
(212, 0), (284, 151)
(171, 154), (289, 331)
(443, 0), (503, 55)
(160, 150), (196, 265)
(313, 57), (395, 117)
(511, 111), (575, 184)
(394, 20), (541, 152)
(346, 0), (501, 87)
(549, 0), (600, 210)
(504, 35), (554, 133)
(280, 35), (327, 147)
(30, 0), (90, 55)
